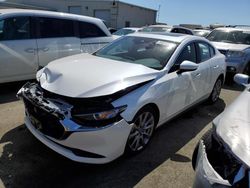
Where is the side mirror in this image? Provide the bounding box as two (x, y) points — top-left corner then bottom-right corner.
(179, 60), (199, 72)
(234, 74), (250, 86)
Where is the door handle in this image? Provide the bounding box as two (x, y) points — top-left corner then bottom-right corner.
(195, 73), (201, 77)
(213, 65), (219, 69)
(25, 48), (36, 53)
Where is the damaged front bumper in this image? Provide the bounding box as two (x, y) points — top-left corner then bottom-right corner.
(193, 141), (231, 188)
(17, 83), (133, 164)
(193, 140), (250, 188)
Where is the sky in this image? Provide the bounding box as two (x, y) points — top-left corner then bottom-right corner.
(121, 0), (250, 26)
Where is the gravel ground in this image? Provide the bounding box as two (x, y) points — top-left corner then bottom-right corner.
(0, 81), (243, 188)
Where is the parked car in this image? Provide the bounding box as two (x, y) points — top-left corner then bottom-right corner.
(112, 27), (140, 39)
(207, 27), (250, 76)
(192, 73), (250, 188)
(140, 25), (194, 35)
(193, 29), (211, 37)
(0, 9), (113, 84)
(17, 33), (226, 164)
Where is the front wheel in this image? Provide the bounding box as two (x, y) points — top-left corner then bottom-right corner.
(125, 107), (156, 154)
(208, 78), (223, 103)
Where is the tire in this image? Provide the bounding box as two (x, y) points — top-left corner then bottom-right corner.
(125, 106), (157, 155)
(192, 129), (213, 170)
(208, 78), (223, 104)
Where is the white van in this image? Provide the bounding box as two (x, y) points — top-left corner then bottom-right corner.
(0, 9), (113, 83)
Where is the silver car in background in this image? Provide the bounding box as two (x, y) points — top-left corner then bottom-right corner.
(207, 27), (250, 76)
(192, 74), (250, 187)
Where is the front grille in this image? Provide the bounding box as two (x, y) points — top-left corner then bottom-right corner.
(41, 87), (114, 114)
(24, 97), (65, 140)
(219, 49), (227, 55)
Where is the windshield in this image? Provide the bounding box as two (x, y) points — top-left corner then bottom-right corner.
(113, 29), (135, 36)
(94, 36), (178, 70)
(140, 26), (171, 33)
(207, 30), (250, 45)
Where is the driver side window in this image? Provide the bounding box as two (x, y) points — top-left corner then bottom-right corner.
(169, 43), (197, 73)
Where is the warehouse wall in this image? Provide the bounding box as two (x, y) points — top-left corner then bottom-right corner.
(116, 2), (156, 29)
(4, 0), (156, 29)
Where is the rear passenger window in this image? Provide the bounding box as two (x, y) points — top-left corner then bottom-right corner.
(38, 17), (74, 38)
(79, 21), (106, 38)
(0, 17), (31, 40)
(198, 43), (210, 62)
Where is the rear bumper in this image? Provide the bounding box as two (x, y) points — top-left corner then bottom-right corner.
(25, 115), (132, 164)
(193, 141), (231, 188)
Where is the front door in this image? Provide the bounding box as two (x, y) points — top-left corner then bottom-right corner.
(165, 43), (198, 117)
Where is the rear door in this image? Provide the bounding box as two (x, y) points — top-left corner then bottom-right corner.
(190, 42), (212, 102)
(36, 17), (81, 68)
(78, 21), (112, 53)
(0, 16), (38, 83)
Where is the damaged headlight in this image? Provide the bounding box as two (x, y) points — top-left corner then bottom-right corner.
(73, 105), (127, 121)
(206, 125), (249, 186)
(72, 105), (127, 127)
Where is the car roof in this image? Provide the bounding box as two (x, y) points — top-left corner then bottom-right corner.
(146, 25), (172, 28)
(128, 32), (200, 43)
(0, 8), (102, 23)
(121, 27), (140, 30)
(214, 27), (250, 32)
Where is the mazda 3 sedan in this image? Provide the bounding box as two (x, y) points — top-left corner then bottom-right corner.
(17, 33), (226, 164)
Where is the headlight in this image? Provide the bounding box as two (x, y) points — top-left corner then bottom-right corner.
(226, 50), (245, 58)
(73, 105), (127, 121)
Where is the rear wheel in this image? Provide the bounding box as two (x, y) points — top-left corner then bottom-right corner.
(125, 106), (156, 154)
(208, 78), (223, 103)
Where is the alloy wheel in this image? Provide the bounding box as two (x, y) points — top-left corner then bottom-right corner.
(128, 111), (155, 151)
(211, 79), (222, 102)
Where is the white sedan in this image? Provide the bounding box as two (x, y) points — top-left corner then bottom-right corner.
(17, 33), (226, 164)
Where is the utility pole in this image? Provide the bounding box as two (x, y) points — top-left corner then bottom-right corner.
(157, 4), (161, 23)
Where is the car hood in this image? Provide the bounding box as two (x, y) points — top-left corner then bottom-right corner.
(212, 42), (250, 51)
(214, 87), (250, 167)
(37, 53), (159, 98)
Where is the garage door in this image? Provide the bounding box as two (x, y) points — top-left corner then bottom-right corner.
(94, 10), (111, 27)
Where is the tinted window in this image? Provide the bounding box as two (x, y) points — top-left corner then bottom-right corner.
(0, 17), (31, 40)
(79, 21), (106, 38)
(170, 43), (196, 72)
(95, 36), (178, 70)
(198, 43), (211, 62)
(38, 17), (74, 38)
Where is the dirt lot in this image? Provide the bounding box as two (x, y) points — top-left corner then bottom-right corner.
(0, 81), (243, 188)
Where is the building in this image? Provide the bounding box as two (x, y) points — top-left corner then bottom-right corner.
(0, 0), (157, 29)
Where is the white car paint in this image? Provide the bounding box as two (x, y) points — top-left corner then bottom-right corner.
(0, 9), (113, 83)
(18, 33), (226, 164)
